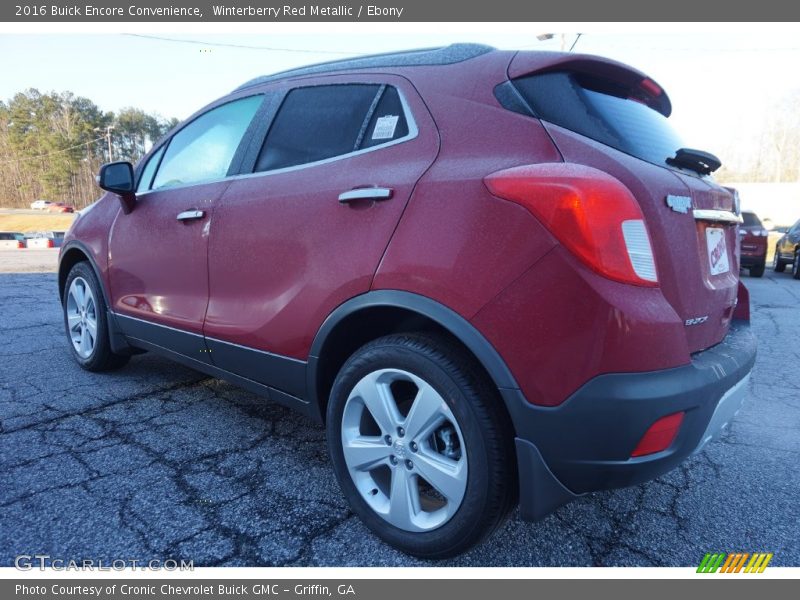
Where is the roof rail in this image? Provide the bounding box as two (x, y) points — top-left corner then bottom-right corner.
(234, 43), (496, 91)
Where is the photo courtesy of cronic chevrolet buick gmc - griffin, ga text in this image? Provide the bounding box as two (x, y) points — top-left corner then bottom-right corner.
(57, 45), (757, 558)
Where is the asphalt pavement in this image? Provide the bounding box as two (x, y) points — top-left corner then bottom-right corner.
(0, 248), (60, 273)
(0, 266), (798, 567)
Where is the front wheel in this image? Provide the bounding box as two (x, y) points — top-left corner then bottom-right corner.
(63, 262), (130, 371)
(326, 333), (516, 559)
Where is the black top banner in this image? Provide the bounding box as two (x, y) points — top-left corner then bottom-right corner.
(3, 0), (800, 21)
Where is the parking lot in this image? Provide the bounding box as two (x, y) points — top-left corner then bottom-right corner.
(1, 257), (798, 567)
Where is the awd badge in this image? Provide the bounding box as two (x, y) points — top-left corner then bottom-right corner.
(666, 195), (693, 214)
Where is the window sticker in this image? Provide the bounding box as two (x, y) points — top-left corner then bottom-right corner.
(371, 115), (399, 140)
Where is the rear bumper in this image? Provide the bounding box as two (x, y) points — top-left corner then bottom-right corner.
(740, 253), (766, 267)
(740, 239), (767, 266)
(506, 321), (757, 520)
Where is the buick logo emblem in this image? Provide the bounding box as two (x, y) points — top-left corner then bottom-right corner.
(666, 195), (692, 214)
(393, 440), (407, 458)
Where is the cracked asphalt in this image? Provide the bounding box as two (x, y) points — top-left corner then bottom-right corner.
(1, 263), (798, 567)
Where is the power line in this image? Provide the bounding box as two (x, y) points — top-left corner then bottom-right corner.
(0, 136), (106, 165)
(123, 33), (359, 55)
(519, 38), (800, 53)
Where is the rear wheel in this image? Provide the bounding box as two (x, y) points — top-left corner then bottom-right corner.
(63, 262), (129, 371)
(793, 249), (800, 280)
(326, 333), (516, 559)
(773, 247), (786, 272)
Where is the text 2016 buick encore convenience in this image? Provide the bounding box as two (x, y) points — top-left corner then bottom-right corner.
(58, 45), (757, 558)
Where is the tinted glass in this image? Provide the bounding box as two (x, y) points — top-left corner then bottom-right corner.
(360, 86), (409, 149)
(255, 84), (380, 172)
(152, 96), (262, 190)
(741, 212), (761, 227)
(513, 72), (685, 167)
(137, 145), (165, 193)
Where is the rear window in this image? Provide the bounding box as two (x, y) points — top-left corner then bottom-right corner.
(741, 212), (762, 227)
(512, 72), (685, 168)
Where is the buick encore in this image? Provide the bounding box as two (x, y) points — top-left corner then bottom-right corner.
(58, 44), (757, 558)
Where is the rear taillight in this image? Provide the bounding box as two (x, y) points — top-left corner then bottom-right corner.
(484, 164), (658, 287)
(631, 412), (684, 457)
(47, 239), (55, 248)
(17, 241), (24, 249)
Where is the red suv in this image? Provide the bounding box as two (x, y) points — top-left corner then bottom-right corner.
(739, 210), (769, 277)
(58, 45), (756, 558)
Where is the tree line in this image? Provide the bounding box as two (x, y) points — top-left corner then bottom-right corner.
(716, 89), (800, 184)
(0, 89), (177, 209)
(1, 87), (798, 209)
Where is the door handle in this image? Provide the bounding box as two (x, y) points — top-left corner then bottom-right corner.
(338, 187), (393, 203)
(176, 209), (205, 221)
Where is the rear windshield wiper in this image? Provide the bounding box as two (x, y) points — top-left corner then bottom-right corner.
(666, 148), (721, 175)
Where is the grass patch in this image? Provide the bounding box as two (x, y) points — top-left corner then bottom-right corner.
(0, 213), (76, 233)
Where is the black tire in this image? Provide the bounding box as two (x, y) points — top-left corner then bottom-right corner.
(326, 332), (517, 559)
(749, 262), (765, 278)
(62, 261), (130, 371)
(793, 249), (800, 280)
(773, 247), (786, 272)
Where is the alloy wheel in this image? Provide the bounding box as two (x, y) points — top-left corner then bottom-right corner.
(66, 276), (97, 358)
(340, 368), (468, 532)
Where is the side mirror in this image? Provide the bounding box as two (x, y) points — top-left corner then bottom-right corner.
(97, 161), (136, 214)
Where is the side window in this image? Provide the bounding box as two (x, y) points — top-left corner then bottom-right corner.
(136, 145), (164, 193)
(254, 84), (409, 173)
(360, 86), (409, 149)
(152, 95), (262, 190)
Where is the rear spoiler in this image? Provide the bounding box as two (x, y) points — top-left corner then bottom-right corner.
(509, 51), (672, 117)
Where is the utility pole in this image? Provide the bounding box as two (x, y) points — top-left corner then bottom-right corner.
(95, 125), (115, 162)
(105, 126), (114, 162)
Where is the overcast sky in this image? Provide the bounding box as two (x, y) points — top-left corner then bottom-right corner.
(1, 25), (799, 156)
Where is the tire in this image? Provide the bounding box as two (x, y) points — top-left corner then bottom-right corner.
(773, 247), (786, 272)
(326, 332), (517, 559)
(793, 249), (800, 280)
(62, 261), (130, 371)
(749, 262), (765, 278)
